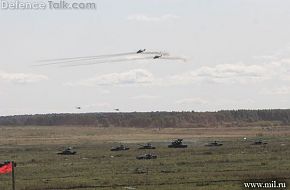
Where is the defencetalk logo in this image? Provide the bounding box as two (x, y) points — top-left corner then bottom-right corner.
(0, 0), (97, 10)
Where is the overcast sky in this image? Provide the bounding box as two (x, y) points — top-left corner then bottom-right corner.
(1, 0), (290, 116)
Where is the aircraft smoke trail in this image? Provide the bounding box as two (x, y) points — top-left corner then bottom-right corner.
(33, 50), (185, 67)
(37, 52), (137, 63)
(35, 51), (168, 66)
(160, 56), (187, 62)
(143, 52), (169, 56)
(34, 56), (116, 66)
(62, 55), (186, 67)
(61, 56), (154, 67)
(35, 54), (155, 67)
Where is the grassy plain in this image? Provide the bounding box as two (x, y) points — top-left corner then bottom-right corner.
(0, 126), (290, 190)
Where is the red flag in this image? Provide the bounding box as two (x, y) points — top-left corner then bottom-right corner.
(0, 162), (12, 174)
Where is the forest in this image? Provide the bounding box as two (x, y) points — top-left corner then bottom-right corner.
(1, 109), (290, 128)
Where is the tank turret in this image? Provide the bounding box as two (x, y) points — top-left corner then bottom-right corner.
(205, 141), (223, 147)
(251, 140), (267, 145)
(57, 147), (76, 155)
(110, 144), (130, 151)
(136, 153), (157, 160)
(138, 143), (156, 150)
(168, 139), (188, 148)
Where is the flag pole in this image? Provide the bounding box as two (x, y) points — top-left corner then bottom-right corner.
(12, 161), (15, 190)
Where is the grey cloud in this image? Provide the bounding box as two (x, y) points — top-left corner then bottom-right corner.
(131, 95), (160, 100)
(127, 14), (180, 22)
(65, 69), (154, 87)
(0, 70), (48, 84)
(170, 63), (275, 85)
(175, 98), (208, 105)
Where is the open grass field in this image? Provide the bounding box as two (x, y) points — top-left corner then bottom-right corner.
(1, 126), (290, 190)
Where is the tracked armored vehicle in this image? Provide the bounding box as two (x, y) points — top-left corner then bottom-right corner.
(168, 139), (188, 148)
(205, 141), (223, 147)
(251, 140), (267, 145)
(57, 147), (76, 155)
(138, 143), (156, 150)
(136, 153), (157, 160)
(110, 144), (130, 151)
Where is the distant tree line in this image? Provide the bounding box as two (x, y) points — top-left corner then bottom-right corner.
(0, 109), (290, 128)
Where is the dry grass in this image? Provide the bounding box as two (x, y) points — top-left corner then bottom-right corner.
(1, 126), (290, 145)
(1, 126), (290, 190)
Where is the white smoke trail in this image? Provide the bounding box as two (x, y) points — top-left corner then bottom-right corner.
(35, 51), (169, 66)
(33, 50), (185, 67)
(160, 56), (187, 62)
(61, 56), (154, 67)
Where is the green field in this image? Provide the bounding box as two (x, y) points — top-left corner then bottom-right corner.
(0, 127), (290, 190)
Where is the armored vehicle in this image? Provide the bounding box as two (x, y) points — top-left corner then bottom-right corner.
(57, 147), (76, 155)
(168, 139), (188, 148)
(138, 143), (156, 150)
(110, 144), (130, 151)
(205, 141), (223, 147)
(136, 153), (157, 160)
(251, 140), (267, 145)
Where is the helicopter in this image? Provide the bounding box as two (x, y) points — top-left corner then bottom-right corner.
(137, 49), (146, 54)
(153, 55), (162, 59)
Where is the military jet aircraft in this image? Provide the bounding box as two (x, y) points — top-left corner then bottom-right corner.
(137, 49), (146, 54)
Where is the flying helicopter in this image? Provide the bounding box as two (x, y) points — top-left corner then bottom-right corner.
(76, 107), (81, 110)
(136, 49), (146, 54)
(153, 55), (162, 59)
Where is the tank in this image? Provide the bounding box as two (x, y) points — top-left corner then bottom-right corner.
(110, 144), (130, 151)
(168, 139), (188, 148)
(138, 143), (156, 150)
(205, 141), (223, 147)
(251, 140), (267, 145)
(136, 153), (157, 160)
(57, 147), (76, 155)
